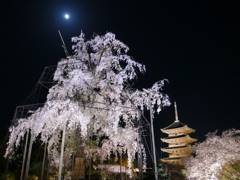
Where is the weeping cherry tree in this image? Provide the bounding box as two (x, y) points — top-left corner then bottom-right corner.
(5, 32), (170, 176)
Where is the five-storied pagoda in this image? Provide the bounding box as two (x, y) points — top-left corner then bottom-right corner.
(161, 102), (197, 164)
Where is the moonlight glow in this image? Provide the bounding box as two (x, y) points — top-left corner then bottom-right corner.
(64, 14), (69, 19)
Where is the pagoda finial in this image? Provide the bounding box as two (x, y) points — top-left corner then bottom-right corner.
(174, 101), (179, 122)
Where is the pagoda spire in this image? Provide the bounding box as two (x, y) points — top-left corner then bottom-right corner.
(174, 101), (179, 122)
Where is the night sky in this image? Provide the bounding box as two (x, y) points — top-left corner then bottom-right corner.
(1, 1), (240, 160)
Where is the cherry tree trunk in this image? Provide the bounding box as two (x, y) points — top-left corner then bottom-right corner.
(73, 157), (85, 180)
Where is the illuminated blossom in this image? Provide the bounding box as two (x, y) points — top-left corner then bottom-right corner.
(5, 32), (170, 170)
(183, 129), (240, 180)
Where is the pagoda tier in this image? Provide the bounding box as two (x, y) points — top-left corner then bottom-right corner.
(161, 145), (192, 155)
(161, 121), (196, 136)
(161, 134), (197, 146)
(160, 102), (197, 164)
(161, 157), (181, 164)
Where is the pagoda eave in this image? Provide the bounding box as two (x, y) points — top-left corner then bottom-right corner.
(161, 146), (191, 153)
(161, 158), (182, 164)
(161, 125), (195, 135)
(161, 136), (197, 144)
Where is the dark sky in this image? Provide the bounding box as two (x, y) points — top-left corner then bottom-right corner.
(1, 1), (240, 160)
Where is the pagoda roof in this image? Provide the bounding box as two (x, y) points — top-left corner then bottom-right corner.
(161, 134), (197, 144)
(161, 157), (182, 164)
(162, 134), (187, 139)
(161, 157), (181, 161)
(161, 121), (195, 135)
(162, 145), (188, 150)
(161, 145), (192, 154)
(162, 120), (185, 130)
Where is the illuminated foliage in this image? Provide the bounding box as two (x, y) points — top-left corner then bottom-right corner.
(183, 129), (240, 180)
(5, 32), (170, 173)
(217, 160), (240, 180)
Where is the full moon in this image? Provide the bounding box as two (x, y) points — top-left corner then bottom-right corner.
(64, 14), (69, 19)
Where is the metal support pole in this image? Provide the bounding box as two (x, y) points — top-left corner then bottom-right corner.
(88, 134), (91, 180)
(46, 159), (50, 180)
(120, 154), (122, 180)
(88, 154), (91, 180)
(138, 136), (143, 180)
(58, 30), (69, 57)
(20, 131), (29, 180)
(5, 156), (9, 180)
(58, 120), (67, 180)
(149, 95), (158, 180)
(41, 143), (47, 180)
(143, 88), (158, 180)
(137, 110), (143, 180)
(25, 131), (33, 180)
(71, 151), (75, 180)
